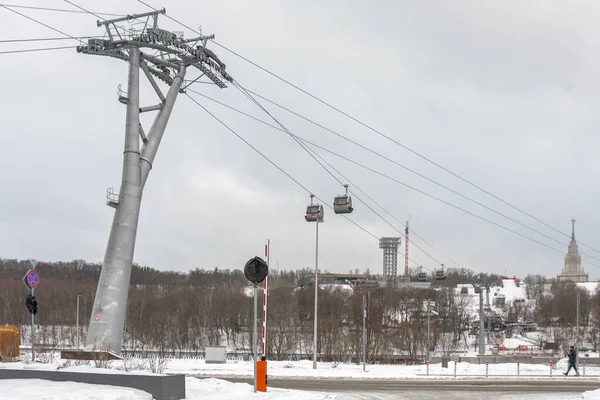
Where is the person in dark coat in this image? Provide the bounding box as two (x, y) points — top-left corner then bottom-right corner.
(563, 346), (579, 376)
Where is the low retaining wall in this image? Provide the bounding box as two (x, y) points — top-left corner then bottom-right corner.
(0, 369), (185, 400)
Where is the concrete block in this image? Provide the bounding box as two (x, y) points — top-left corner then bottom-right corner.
(0, 369), (185, 400)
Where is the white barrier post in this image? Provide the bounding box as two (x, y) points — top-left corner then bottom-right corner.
(426, 361), (429, 376)
(583, 361), (586, 376)
(486, 361), (489, 377)
(454, 360), (457, 377)
(550, 361), (553, 377)
(517, 360), (520, 376)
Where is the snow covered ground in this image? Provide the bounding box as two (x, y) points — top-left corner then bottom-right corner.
(1, 356), (598, 379)
(582, 389), (600, 400)
(2, 375), (600, 400)
(0, 379), (152, 400)
(165, 357), (600, 379)
(0, 377), (337, 400)
(3, 357), (600, 399)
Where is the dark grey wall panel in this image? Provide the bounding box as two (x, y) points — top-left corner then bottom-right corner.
(0, 369), (185, 400)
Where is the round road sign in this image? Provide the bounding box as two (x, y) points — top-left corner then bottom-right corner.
(26, 270), (40, 289)
(94, 314), (100, 321)
(244, 256), (268, 285)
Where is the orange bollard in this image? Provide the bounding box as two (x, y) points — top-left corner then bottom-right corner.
(257, 357), (267, 392)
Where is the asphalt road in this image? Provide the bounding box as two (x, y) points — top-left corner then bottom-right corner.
(331, 392), (578, 399)
(196, 375), (600, 397)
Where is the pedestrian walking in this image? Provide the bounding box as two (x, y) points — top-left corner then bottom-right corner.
(563, 346), (579, 376)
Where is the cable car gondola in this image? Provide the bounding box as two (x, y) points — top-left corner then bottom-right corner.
(416, 266), (427, 282)
(474, 285), (482, 294)
(460, 287), (468, 295)
(333, 184), (353, 214)
(305, 194), (324, 222)
(435, 265), (446, 280)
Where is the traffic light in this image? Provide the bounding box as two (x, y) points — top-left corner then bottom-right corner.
(25, 293), (38, 315)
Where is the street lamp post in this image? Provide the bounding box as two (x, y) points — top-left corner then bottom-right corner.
(427, 300), (431, 362)
(313, 217), (320, 370)
(76, 294), (82, 351)
(305, 194), (323, 370)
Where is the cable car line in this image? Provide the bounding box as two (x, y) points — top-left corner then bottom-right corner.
(0, 3), (124, 17)
(325, 156), (463, 268)
(7, 5), (594, 270)
(306, 140), (600, 265)
(232, 82), (472, 270)
(185, 88), (600, 268)
(195, 81), (600, 262)
(184, 93), (380, 242)
(191, 88), (438, 271)
(206, 43), (600, 256)
(71, 0), (600, 259)
(232, 80), (455, 267)
(187, 88), (454, 267)
(234, 81), (414, 243)
(0, 7), (381, 260)
(63, 1), (148, 42)
(0, 5), (86, 45)
(305, 145), (446, 267)
(2, 2), (430, 271)
(135, 0), (600, 256)
(0, 36), (103, 43)
(232, 80), (352, 197)
(0, 45), (77, 54)
(0, 5), (130, 54)
(63, 1), (111, 23)
(235, 87), (595, 257)
(306, 143), (600, 269)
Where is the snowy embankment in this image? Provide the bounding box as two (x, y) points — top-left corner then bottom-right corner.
(3, 357), (600, 399)
(165, 358), (600, 379)
(581, 389), (600, 400)
(0, 377), (336, 400)
(1, 356), (598, 379)
(0, 360), (336, 399)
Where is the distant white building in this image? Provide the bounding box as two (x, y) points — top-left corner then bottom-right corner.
(557, 219), (589, 283)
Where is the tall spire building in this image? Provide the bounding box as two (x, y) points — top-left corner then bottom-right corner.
(557, 219), (589, 282)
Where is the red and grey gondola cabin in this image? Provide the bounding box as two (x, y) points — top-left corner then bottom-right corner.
(305, 204), (324, 222)
(333, 195), (353, 214)
(333, 184), (354, 214)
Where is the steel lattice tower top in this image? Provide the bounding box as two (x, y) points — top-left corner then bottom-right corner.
(379, 237), (401, 281)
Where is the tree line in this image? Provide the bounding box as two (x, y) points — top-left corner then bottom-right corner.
(1, 258), (598, 362)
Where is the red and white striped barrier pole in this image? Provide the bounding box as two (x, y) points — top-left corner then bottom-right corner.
(261, 240), (269, 358)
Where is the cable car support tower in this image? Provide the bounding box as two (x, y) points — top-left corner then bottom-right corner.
(71, 8), (233, 357)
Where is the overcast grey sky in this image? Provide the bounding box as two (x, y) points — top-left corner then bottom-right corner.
(1, 0), (599, 280)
